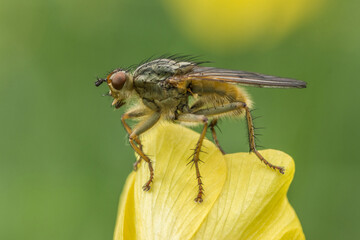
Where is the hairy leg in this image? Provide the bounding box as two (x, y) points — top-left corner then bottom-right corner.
(121, 108), (148, 170)
(244, 106), (285, 174)
(128, 112), (161, 191)
(176, 114), (208, 203)
(192, 101), (285, 173)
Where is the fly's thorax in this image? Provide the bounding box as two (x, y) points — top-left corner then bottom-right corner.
(132, 73), (189, 113)
(134, 78), (189, 112)
(132, 58), (195, 106)
(133, 59), (195, 79)
(133, 67), (188, 100)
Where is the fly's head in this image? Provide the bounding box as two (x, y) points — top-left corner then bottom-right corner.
(95, 69), (134, 109)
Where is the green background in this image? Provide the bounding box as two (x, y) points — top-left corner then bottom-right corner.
(1, 0), (359, 239)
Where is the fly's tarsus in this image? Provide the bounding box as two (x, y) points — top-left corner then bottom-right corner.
(133, 157), (142, 171)
(192, 120), (208, 203)
(129, 136), (154, 191)
(245, 106), (285, 174)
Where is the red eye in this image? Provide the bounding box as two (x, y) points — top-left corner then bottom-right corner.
(111, 71), (127, 90)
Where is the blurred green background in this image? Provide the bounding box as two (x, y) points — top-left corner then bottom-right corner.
(1, 0), (359, 239)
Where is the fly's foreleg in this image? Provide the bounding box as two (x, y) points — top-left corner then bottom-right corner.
(176, 114), (208, 203)
(121, 109), (147, 170)
(245, 106), (285, 174)
(129, 112), (161, 191)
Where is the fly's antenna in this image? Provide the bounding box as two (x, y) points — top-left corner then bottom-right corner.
(95, 77), (107, 87)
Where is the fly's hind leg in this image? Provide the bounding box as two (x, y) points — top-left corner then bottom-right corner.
(244, 106), (285, 174)
(193, 102), (284, 174)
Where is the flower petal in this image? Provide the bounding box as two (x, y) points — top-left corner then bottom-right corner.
(192, 150), (305, 240)
(133, 123), (227, 240)
(113, 172), (137, 240)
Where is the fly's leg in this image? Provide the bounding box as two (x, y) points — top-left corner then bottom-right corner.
(193, 121), (208, 203)
(128, 139), (153, 191)
(193, 102), (284, 173)
(245, 106), (285, 174)
(128, 112), (161, 191)
(133, 158), (142, 171)
(192, 102), (246, 116)
(121, 109), (147, 170)
(122, 117), (143, 170)
(176, 114), (208, 203)
(209, 119), (225, 154)
(128, 139), (154, 191)
(192, 102), (247, 156)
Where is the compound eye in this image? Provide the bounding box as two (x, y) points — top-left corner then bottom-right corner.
(111, 71), (127, 90)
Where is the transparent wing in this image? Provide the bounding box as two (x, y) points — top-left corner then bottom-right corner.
(170, 66), (306, 88)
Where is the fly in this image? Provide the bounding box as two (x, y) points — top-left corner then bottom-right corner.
(95, 56), (306, 203)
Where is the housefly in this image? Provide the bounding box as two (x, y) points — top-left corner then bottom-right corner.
(95, 56), (306, 203)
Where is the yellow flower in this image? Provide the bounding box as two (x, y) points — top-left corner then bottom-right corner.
(114, 123), (305, 240)
(162, 0), (322, 51)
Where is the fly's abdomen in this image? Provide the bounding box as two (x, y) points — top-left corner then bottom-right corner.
(190, 80), (253, 108)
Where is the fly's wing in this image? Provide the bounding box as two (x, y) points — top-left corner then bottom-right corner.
(169, 66), (306, 88)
